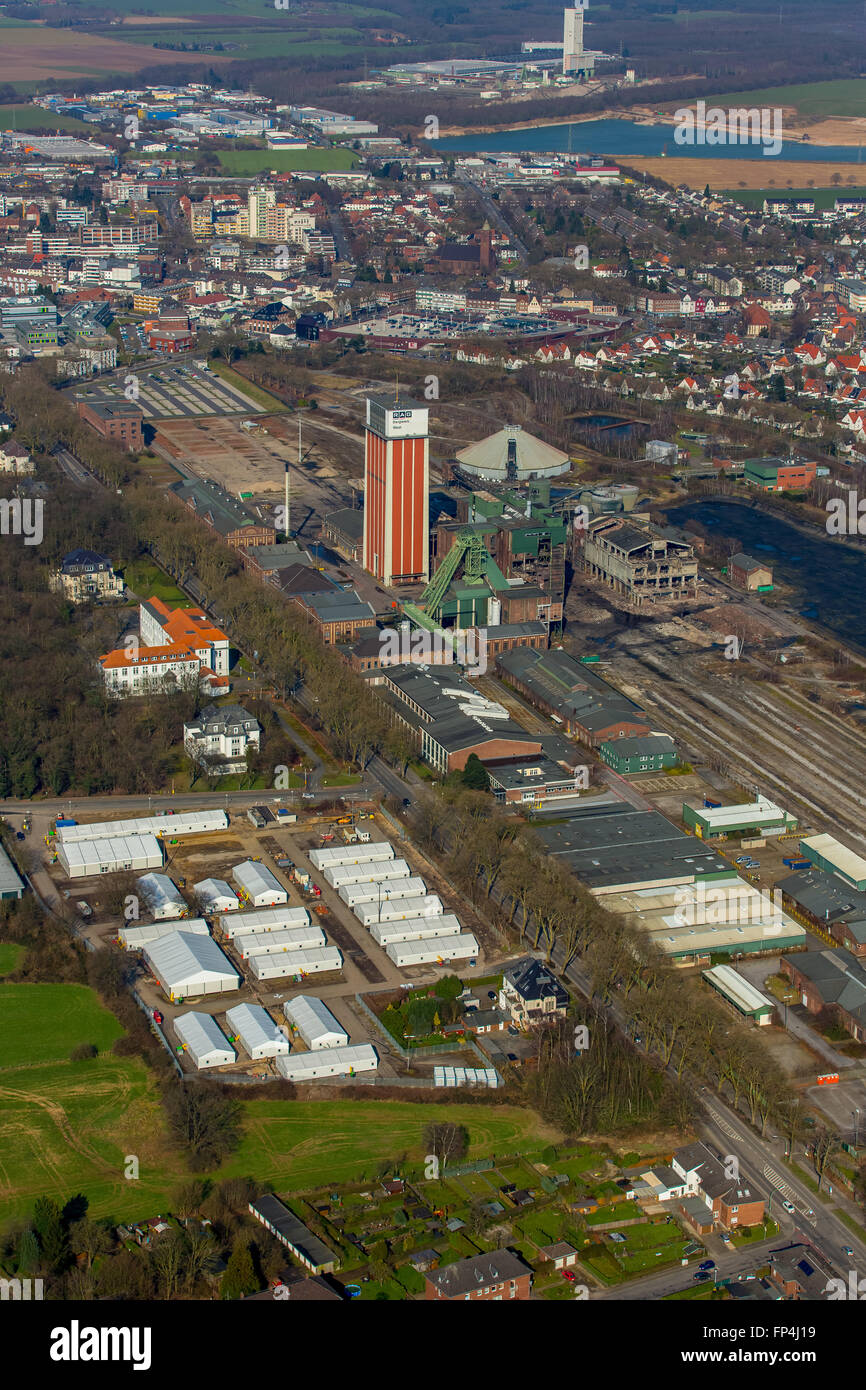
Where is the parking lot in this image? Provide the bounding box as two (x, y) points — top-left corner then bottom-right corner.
(75, 363), (265, 421)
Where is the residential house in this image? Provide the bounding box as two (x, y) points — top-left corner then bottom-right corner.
(50, 549), (124, 602)
(183, 703), (261, 773)
(424, 1248), (531, 1301)
(499, 958), (569, 1028)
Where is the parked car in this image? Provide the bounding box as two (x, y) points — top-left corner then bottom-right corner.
(76, 901), (93, 919)
(562, 1270), (576, 1282)
(699, 1260), (715, 1271)
(782, 1199), (796, 1214)
(693, 1271), (711, 1281)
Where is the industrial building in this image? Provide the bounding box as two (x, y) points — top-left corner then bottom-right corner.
(119, 918), (209, 950)
(385, 932), (478, 968)
(143, 930), (241, 1001)
(193, 878), (239, 913)
(58, 833), (164, 879)
(729, 553), (773, 592)
(682, 796), (797, 841)
(375, 663), (543, 775)
(219, 906), (311, 939)
(248, 946), (343, 981)
(232, 860), (288, 907)
(276, 1043), (379, 1081)
(599, 734), (678, 775)
(702, 965), (776, 1024)
(800, 833), (866, 891)
(497, 646), (650, 747)
(581, 516), (699, 606)
(362, 392), (429, 587)
(536, 803), (732, 894)
(282, 995), (348, 1050)
(225, 1003), (290, 1060)
(782, 947), (866, 1044)
(249, 1194), (338, 1275)
(454, 426), (570, 483)
(137, 872), (188, 920)
(778, 867), (866, 957)
(232, 926), (325, 958)
(174, 1011), (236, 1070)
(54, 809), (229, 843)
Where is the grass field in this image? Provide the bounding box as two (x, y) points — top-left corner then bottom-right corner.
(216, 147), (359, 175)
(121, 557), (190, 607)
(0, 104), (93, 134)
(206, 359), (289, 413)
(724, 185), (866, 209)
(707, 80), (866, 120)
(0, 943), (24, 977)
(0, 984), (123, 1067)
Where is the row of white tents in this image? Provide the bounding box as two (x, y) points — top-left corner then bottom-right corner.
(327, 841), (480, 970)
(174, 995), (379, 1080)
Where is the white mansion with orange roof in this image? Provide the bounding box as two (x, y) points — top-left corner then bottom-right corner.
(99, 598), (231, 697)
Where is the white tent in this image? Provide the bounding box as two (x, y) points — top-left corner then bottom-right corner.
(143, 930), (241, 1001)
(220, 907), (310, 940)
(282, 994), (348, 1050)
(119, 918), (209, 950)
(309, 842), (394, 870)
(174, 1011), (236, 1069)
(371, 915), (462, 947)
(248, 946), (342, 981)
(385, 932), (479, 968)
(233, 926), (325, 958)
(276, 1043), (378, 1081)
(56, 810), (229, 844)
(433, 1066), (499, 1089)
(232, 860), (288, 907)
(355, 894), (442, 927)
(58, 833), (163, 879)
(323, 859), (411, 890)
(225, 1003), (290, 1060)
(137, 872), (188, 921)
(338, 876), (427, 908)
(194, 878), (240, 913)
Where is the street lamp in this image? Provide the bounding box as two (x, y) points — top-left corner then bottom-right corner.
(854, 1108), (860, 1148)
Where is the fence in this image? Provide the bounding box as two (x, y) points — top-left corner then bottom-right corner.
(354, 989), (504, 1085)
(132, 986), (183, 1078)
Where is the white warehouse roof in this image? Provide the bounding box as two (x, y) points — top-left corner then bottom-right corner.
(137, 872), (188, 919)
(233, 859), (288, 905)
(248, 946), (342, 981)
(309, 842), (394, 870)
(355, 894), (442, 926)
(385, 932), (479, 967)
(194, 878), (240, 912)
(220, 907), (311, 939)
(57, 809), (229, 844)
(282, 994), (348, 1049)
(174, 1011), (236, 1069)
(119, 917), (209, 950)
(276, 1043), (378, 1081)
(58, 833), (163, 879)
(371, 914), (462, 946)
(143, 930), (241, 1000)
(233, 926), (325, 958)
(338, 876), (427, 907)
(324, 859), (411, 889)
(225, 1003), (290, 1059)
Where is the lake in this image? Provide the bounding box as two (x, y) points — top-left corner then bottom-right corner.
(664, 499), (866, 650)
(439, 118), (864, 163)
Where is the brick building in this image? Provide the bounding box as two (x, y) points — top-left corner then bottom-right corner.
(425, 1249), (531, 1301)
(76, 398), (144, 452)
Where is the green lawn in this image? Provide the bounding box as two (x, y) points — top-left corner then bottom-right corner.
(707, 79), (866, 120)
(216, 147), (359, 175)
(0, 103), (93, 133)
(0, 942), (24, 977)
(225, 1100), (554, 1191)
(724, 185), (866, 211)
(206, 359), (288, 413)
(0, 983), (123, 1067)
(122, 557), (190, 607)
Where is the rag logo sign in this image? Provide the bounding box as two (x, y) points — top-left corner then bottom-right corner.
(674, 100), (783, 157)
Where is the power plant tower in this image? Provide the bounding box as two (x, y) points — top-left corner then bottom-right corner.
(563, 0), (587, 76)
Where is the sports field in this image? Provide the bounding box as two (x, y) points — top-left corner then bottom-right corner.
(725, 185), (866, 210)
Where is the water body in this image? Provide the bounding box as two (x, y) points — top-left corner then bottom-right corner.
(664, 499), (866, 650)
(440, 118), (864, 163)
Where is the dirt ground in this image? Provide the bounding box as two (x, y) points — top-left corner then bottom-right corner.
(0, 26), (230, 80)
(618, 156), (866, 189)
(155, 417), (295, 498)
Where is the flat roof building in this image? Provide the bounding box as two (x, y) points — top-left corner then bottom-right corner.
(249, 1194), (338, 1274)
(683, 796), (797, 840)
(702, 964), (776, 1023)
(800, 833), (866, 892)
(58, 832), (164, 879)
(275, 1043), (378, 1082)
(536, 803), (731, 894)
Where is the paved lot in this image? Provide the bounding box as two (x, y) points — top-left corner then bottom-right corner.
(76, 364), (263, 420)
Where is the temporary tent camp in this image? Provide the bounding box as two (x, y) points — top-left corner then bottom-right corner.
(232, 860), (288, 907)
(194, 878), (240, 913)
(275, 1044), (378, 1081)
(174, 1011), (236, 1069)
(354, 894), (442, 927)
(225, 1003), (290, 1060)
(143, 930), (241, 1001)
(385, 932), (479, 969)
(247, 946), (342, 982)
(58, 833), (164, 879)
(137, 872), (188, 921)
(232, 926), (325, 958)
(281, 994), (348, 1050)
(220, 906), (310, 940)
(309, 842), (394, 870)
(119, 917), (209, 950)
